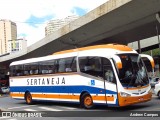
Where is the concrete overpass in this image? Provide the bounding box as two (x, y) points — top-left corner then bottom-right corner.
(0, 0), (160, 68)
(128, 36), (160, 52)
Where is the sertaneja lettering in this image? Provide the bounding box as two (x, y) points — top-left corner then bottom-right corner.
(27, 77), (65, 86)
(34, 79), (37, 85)
(56, 78), (59, 84)
(42, 79), (45, 85)
(61, 77), (65, 84)
(51, 78), (54, 85)
(47, 78), (50, 84)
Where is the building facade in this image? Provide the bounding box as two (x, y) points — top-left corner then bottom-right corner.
(0, 19), (17, 55)
(8, 38), (27, 53)
(45, 15), (79, 36)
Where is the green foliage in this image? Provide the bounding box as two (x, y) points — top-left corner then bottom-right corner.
(142, 48), (160, 56)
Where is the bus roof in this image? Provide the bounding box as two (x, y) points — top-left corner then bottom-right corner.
(53, 44), (133, 55)
(10, 44), (135, 66)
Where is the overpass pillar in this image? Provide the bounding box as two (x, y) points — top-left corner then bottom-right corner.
(156, 25), (160, 54)
(156, 12), (160, 55)
(138, 40), (141, 54)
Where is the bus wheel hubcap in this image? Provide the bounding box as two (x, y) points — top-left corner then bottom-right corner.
(84, 96), (92, 106)
(27, 95), (31, 103)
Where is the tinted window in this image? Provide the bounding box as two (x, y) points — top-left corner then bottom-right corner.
(10, 57), (77, 76)
(79, 57), (103, 77)
(10, 65), (24, 76)
(24, 63), (39, 75)
(39, 59), (57, 74)
(79, 57), (116, 83)
(58, 57), (77, 73)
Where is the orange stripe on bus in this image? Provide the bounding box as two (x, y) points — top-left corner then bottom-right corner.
(10, 93), (24, 97)
(10, 93), (114, 102)
(33, 94), (80, 100)
(92, 96), (114, 101)
(53, 44), (133, 55)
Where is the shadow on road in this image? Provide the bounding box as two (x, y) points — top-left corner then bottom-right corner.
(13, 100), (153, 111)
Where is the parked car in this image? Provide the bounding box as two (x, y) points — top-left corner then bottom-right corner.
(154, 83), (160, 98)
(150, 77), (160, 87)
(0, 87), (10, 94)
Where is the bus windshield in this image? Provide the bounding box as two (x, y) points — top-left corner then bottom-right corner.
(117, 54), (149, 88)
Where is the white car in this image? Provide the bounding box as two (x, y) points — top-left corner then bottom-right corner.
(0, 87), (10, 94)
(150, 77), (160, 87)
(154, 83), (160, 98)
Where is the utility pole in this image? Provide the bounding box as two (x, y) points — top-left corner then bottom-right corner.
(156, 25), (160, 54)
(156, 12), (160, 54)
(156, 12), (160, 77)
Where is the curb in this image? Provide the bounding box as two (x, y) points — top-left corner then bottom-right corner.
(0, 108), (7, 111)
(0, 94), (9, 98)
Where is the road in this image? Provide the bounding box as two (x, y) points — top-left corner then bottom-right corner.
(0, 94), (160, 120)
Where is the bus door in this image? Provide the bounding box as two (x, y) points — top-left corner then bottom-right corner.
(103, 62), (118, 107)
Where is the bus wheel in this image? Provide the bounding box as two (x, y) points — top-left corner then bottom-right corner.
(25, 92), (33, 105)
(81, 93), (93, 109)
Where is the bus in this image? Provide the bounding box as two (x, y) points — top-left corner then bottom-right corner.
(9, 44), (154, 108)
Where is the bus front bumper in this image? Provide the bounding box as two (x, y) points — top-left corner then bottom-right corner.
(118, 92), (152, 107)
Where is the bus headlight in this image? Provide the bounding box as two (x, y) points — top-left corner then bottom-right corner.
(120, 92), (131, 97)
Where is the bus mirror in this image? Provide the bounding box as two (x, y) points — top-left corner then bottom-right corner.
(112, 55), (122, 69)
(140, 54), (155, 69)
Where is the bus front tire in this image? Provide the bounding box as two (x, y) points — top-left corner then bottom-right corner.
(25, 92), (33, 105)
(81, 93), (93, 109)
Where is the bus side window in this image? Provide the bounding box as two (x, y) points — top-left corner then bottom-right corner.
(79, 57), (103, 77)
(15, 65), (24, 76)
(39, 59), (56, 74)
(24, 65), (30, 75)
(10, 66), (15, 76)
(58, 57), (77, 73)
(58, 59), (66, 73)
(65, 57), (77, 72)
(24, 70), (29, 75)
(24, 63), (39, 75)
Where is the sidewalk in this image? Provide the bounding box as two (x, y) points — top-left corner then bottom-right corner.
(0, 93), (9, 98)
(0, 94), (9, 111)
(0, 108), (6, 111)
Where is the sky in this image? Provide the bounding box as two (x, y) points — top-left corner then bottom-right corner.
(0, 0), (108, 46)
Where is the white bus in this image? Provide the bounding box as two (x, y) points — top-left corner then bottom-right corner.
(9, 44), (154, 108)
